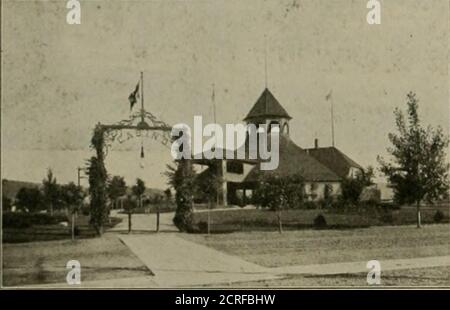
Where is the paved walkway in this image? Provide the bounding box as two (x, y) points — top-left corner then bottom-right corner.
(118, 233), (280, 287)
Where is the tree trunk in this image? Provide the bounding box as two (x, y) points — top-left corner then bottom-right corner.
(416, 200), (422, 228)
(95, 224), (103, 236)
(71, 212), (75, 241)
(128, 212), (132, 233)
(156, 204), (160, 232)
(277, 210), (283, 234)
(207, 199), (211, 235)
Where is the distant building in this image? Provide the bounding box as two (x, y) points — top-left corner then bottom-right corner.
(193, 88), (363, 206)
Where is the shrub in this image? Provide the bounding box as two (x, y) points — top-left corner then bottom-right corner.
(380, 212), (394, 224)
(434, 210), (445, 223)
(3, 212), (67, 228)
(314, 214), (327, 229)
(197, 221), (208, 233)
(81, 206), (90, 216)
(303, 201), (318, 210)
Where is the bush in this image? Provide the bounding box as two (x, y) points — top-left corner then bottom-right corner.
(302, 201), (318, 210)
(73, 226), (81, 236)
(81, 206), (90, 216)
(380, 212), (394, 224)
(3, 212), (68, 228)
(197, 221), (208, 233)
(314, 214), (327, 229)
(434, 210), (445, 223)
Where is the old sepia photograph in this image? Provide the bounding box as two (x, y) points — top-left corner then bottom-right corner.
(1, 0), (449, 291)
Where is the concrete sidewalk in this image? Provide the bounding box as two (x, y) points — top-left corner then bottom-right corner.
(118, 233), (280, 287)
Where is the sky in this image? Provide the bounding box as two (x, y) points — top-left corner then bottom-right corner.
(2, 0), (449, 189)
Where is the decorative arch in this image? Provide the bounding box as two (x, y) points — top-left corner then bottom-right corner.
(89, 98), (172, 235)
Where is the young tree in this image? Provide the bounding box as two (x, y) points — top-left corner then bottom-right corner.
(254, 173), (304, 233)
(194, 161), (223, 234)
(132, 178), (146, 209)
(340, 166), (375, 206)
(15, 187), (44, 212)
(60, 182), (86, 240)
(60, 182), (85, 207)
(42, 169), (60, 215)
(164, 188), (172, 202)
(107, 176), (127, 210)
(378, 92), (449, 228)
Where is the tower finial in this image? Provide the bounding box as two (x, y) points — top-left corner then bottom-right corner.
(264, 34), (268, 89)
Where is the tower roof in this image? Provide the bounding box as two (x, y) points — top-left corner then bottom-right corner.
(244, 88), (292, 121)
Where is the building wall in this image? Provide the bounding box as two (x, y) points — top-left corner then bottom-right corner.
(195, 160), (343, 206)
(222, 161), (255, 183)
(221, 161), (256, 205)
(303, 181), (341, 200)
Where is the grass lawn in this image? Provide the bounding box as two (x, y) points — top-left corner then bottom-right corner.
(190, 206), (449, 233)
(181, 224), (450, 267)
(213, 266), (450, 287)
(2, 235), (152, 287)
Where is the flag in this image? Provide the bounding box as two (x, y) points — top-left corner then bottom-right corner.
(128, 82), (140, 111)
(325, 90), (332, 101)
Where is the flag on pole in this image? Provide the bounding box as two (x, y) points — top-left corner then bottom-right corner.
(128, 82), (140, 111)
(325, 90), (332, 101)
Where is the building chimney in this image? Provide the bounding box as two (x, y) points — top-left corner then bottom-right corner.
(314, 138), (319, 149)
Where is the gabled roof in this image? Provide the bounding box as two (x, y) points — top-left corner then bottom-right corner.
(305, 147), (363, 179)
(244, 136), (341, 182)
(244, 88), (292, 121)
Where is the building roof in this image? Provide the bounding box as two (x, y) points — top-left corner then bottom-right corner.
(305, 147), (363, 179)
(244, 88), (292, 121)
(244, 136), (341, 182)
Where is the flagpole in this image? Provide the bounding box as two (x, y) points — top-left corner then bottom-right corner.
(330, 92), (335, 147)
(264, 34), (268, 89)
(212, 83), (216, 125)
(140, 71), (145, 159)
(140, 71), (144, 123)
(212, 86), (219, 199)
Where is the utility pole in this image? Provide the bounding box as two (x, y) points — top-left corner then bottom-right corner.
(326, 90), (335, 147)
